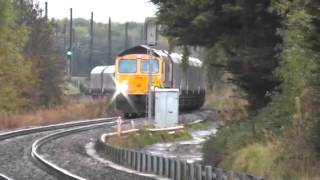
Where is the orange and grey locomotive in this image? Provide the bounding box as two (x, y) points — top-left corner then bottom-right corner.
(114, 45), (205, 116)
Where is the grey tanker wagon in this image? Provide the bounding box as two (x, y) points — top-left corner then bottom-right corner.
(89, 65), (115, 96)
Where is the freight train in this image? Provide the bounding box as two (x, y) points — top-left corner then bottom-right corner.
(89, 65), (115, 96)
(114, 45), (205, 117)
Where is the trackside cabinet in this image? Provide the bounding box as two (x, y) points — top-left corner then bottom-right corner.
(154, 88), (179, 128)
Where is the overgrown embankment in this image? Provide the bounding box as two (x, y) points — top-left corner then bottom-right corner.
(0, 98), (115, 130)
(203, 4), (320, 179)
(204, 88), (320, 179)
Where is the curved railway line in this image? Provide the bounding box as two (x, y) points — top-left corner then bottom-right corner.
(0, 117), (121, 180)
(0, 110), (215, 180)
(31, 121), (118, 180)
(0, 174), (13, 180)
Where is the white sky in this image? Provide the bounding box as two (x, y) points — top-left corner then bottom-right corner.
(38, 0), (157, 23)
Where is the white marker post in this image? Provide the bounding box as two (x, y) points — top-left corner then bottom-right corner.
(145, 17), (158, 121)
(117, 116), (122, 136)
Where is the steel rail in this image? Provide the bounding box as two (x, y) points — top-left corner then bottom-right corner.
(0, 174), (13, 180)
(31, 119), (121, 180)
(0, 117), (118, 141)
(0, 117), (118, 180)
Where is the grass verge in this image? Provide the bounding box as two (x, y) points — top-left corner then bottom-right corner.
(108, 129), (192, 149)
(0, 98), (115, 130)
(107, 120), (213, 150)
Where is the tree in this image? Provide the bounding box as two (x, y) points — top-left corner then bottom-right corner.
(15, 0), (65, 107)
(151, 0), (282, 109)
(0, 0), (34, 112)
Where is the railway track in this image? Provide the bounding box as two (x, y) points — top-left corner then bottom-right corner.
(0, 110), (215, 180)
(31, 121), (118, 180)
(0, 117), (117, 141)
(0, 173), (13, 180)
(0, 117), (119, 180)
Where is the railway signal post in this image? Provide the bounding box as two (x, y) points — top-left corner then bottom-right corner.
(67, 8), (73, 78)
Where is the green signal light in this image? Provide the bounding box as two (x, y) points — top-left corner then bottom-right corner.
(66, 50), (73, 56)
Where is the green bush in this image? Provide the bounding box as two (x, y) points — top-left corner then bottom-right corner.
(202, 120), (263, 166)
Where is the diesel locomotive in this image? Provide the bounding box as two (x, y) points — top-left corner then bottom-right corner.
(114, 45), (205, 117)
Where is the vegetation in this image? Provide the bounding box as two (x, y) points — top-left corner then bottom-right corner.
(152, 0), (320, 179)
(0, 0), (34, 112)
(0, 1), (146, 128)
(108, 120), (212, 149)
(0, 0), (65, 112)
(0, 98), (112, 130)
(152, 0), (281, 109)
(107, 129), (191, 149)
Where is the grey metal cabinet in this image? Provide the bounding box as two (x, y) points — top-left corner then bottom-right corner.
(155, 88), (179, 128)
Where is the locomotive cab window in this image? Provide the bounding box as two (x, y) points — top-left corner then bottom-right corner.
(141, 59), (159, 74)
(119, 59), (137, 73)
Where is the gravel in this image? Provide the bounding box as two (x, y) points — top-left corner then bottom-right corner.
(0, 132), (58, 180)
(0, 110), (218, 180)
(39, 123), (154, 180)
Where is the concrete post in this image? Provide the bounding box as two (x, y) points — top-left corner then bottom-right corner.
(124, 149), (128, 165)
(116, 149), (119, 163)
(205, 166), (213, 180)
(164, 158), (170, 177)
(119, 149), (122, 163)
(147, 154), (152, 172)
(170, 159), (175, 179)
(132, 152), (137, 170)
(159, 157), (164, 176)
(189, 163), (195, 180)
(111, 148), (115, 162)
(123, 149), (129, 166)
(118, 149), (121, 163)
(137, 152), (142, 172)
(153, 156), (158, 174)
(195, 164), (202, 180)
(182, 161), (188, 180)
(142, 153), (147, 172)
(122, 149), (126, 165)
(128, 151), (132, 167)
(176, 160), (181, 180)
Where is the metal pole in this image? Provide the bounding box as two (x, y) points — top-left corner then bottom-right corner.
(140, 25), (144, 44)
(148, 48), (153, 121)
(89, 11), (94, 71)
(63, 22), (67, 55)
(107, 17), (112, 65)
(72, 28), (76, 75)
(68, 8), (73, 78)
(45, 2), (48, 19)
(124, 22), (129, 49)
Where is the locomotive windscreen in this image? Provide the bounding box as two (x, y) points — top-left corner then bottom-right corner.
(141, 59), (159, 73)
(119, 59), (137, 73)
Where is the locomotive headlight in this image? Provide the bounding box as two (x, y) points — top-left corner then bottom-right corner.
(116, 83), (128, 94)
